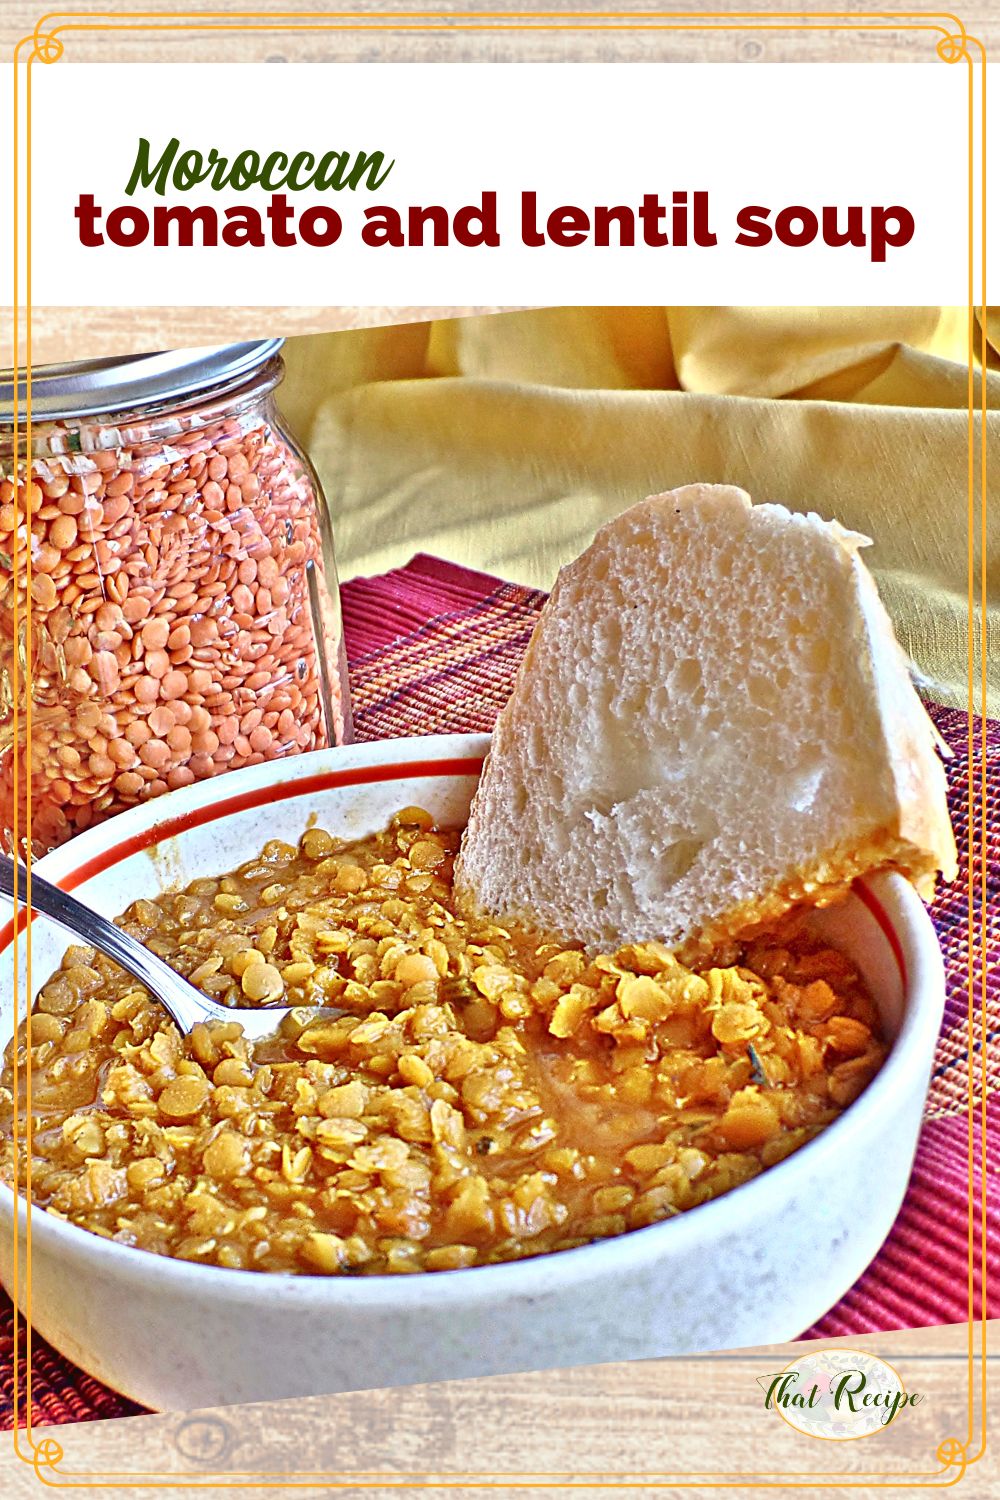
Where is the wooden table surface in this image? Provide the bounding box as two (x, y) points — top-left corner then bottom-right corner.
(2, 1320), (996, 1497)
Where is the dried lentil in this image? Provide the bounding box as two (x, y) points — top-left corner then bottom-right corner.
(0, 403), (347, 856)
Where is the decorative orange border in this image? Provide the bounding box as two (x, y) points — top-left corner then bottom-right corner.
(6, 9), (989, 1490)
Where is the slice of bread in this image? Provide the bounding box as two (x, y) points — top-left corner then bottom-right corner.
(454, 483), (957, 955)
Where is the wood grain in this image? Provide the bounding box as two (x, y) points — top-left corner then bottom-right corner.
(13, 308), (519, 366)
(1, 1321), (993, 1497)
(3, 0), (998, 62)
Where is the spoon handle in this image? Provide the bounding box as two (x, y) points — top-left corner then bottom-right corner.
(0, 854), (233, 1036)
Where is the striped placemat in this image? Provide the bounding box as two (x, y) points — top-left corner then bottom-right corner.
(1, 554), (994, 1428)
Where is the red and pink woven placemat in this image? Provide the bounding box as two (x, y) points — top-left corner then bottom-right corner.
(1, 554), (995, 1428)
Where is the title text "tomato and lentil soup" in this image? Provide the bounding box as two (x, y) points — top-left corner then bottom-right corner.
(0, 814), (886, 1275)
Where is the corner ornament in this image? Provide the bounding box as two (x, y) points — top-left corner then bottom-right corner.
(31, 1435), (65, 1478)
(936, 28), (974, 63)
(936, 1435), (971, 1478)
(29, 26), (64, 64)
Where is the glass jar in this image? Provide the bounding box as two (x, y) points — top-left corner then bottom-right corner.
(0, 341), (351, 857)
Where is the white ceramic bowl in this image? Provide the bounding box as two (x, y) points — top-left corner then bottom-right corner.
(0, 734), (945, 1411)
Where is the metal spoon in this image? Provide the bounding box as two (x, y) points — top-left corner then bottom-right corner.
(0, 855), (341, 1044)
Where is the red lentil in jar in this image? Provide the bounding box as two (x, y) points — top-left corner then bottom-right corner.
(0, 342), (351, 856)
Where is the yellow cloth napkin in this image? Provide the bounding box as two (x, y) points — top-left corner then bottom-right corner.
(281, 308), (998, 712)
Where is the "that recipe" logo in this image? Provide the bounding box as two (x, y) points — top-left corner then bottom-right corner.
(760, 1350), (924, 1440)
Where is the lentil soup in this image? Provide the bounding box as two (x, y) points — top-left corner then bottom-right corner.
(0, 812), (887, 1276)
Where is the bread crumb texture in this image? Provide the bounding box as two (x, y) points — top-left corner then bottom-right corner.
(455, 484), (956, 951)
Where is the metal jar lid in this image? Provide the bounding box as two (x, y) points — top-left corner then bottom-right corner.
(0, 340), (284, 424)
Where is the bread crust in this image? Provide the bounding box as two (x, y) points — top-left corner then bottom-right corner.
(846, 550), (958, 887)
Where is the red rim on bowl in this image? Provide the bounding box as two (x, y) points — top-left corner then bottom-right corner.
(0, 753), (486, 954)
(0, 739), (936, 1304)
